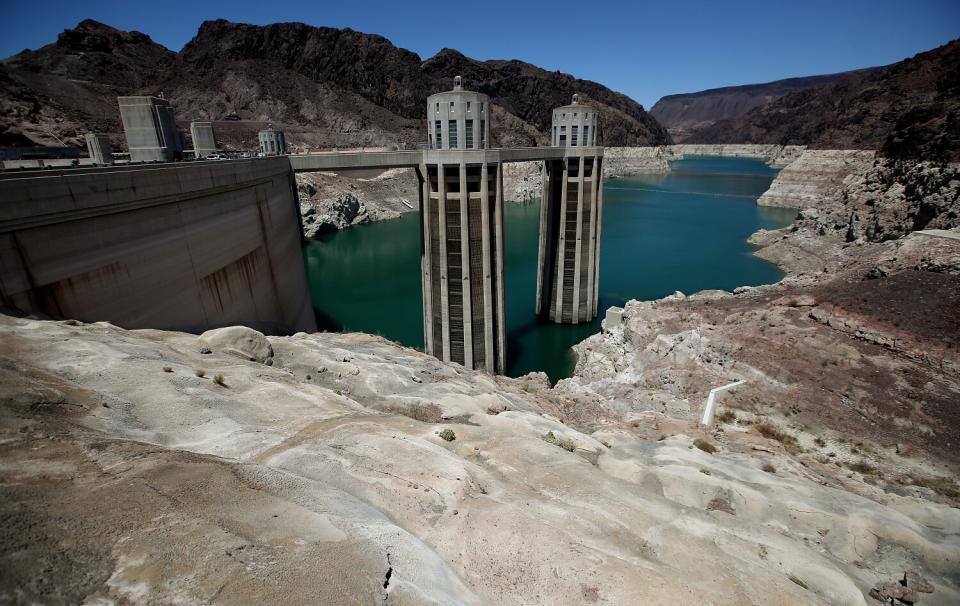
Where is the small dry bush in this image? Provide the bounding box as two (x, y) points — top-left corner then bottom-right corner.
(846, 460), (877, 475)
(755, 423), (802, 454)
(694, 438), (717, 454)
(717, 410), (737, 424)
(762, 463), (776, 473)
(194, 369), (206, 378)
(213, 374), (227, 387)
(405, 403), (443, 423)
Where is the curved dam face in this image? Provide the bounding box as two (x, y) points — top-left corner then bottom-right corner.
(0, 158), (316, 334)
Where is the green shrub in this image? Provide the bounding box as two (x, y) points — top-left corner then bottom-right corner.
(544, 431), (576, 452)
(438, 429), (456, 442)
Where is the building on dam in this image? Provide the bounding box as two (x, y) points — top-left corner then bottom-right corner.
(418, 76), (506, 374)
(84, 133), (113, 165)
(190, 121), (218, 158)
(259, 127), (287, 156)
(536, 94), (604, 324)
(118, 95), (183, 163)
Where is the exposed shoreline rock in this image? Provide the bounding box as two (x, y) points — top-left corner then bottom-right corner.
(297, 168), (415, 236)
(757, 150), (876, 208)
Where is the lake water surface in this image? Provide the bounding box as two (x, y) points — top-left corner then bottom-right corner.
(303, 156), (796, 381)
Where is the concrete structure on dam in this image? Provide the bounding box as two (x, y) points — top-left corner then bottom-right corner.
(551, 93), (599, 147)
(190, 121), (218, 158)
(84, 133), (113, 165)
(259, 128), (287, 156)
(537, 95), (604, 324)
(118, 95), (183, 163)
(417, 77), (506, 374)
(0, 158), (315, 335)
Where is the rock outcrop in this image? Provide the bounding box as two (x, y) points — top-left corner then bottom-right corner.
(297, 169), (417, 235)
(838, 159), (960, 242)
(301, 193), (375, 236)
(502, 161), (542, 202)
(757, 150), (876, 208)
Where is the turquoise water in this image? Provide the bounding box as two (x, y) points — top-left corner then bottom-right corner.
(303, 156), (796, 381)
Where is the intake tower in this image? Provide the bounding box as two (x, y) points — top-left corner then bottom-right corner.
(417, 77), (506, 374)
(536, 94), (604, 324)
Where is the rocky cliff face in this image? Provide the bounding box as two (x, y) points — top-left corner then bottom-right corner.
(686, 40), (960, 162)
(650, 71), (872, 142)
(1, 19), (671, 151)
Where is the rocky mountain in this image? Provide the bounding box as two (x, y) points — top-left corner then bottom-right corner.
(649, 70), (875, 142)
(0, 19), (671, 151)
(686, 40), (960, 162)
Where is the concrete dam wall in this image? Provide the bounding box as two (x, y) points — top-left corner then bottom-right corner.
(0, 158), (316, 334)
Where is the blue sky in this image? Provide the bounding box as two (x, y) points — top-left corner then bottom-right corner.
(1, 0), (957, 109)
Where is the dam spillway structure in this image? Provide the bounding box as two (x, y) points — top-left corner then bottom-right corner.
(417, 76), (506, 374)
(536, 94), (604, 324)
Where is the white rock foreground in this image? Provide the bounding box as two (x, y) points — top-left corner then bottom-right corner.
(2, 315), (958, 604)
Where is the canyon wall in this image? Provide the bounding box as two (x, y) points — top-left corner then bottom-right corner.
(0, 158), (316, 334)
(670, 144), (806, 168)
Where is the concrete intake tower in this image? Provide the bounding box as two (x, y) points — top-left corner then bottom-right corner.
(417, 77), (506, 374)
(536, 94), (604, 324)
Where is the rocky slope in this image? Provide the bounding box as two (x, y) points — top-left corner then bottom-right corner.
(0, 19), (671, 152)
(3, 303), (960, 604)
(650, 70), (874, 142)
(687, 40), (960, 162)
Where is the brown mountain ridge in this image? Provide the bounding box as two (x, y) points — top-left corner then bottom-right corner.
(684, 39), (960, 162)
(0, 19), (671, 151)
